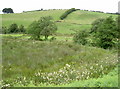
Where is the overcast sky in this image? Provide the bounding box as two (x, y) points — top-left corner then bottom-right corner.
(0, 0), (119, 13)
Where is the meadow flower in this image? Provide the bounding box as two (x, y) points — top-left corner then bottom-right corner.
(66, 64), (71, 67)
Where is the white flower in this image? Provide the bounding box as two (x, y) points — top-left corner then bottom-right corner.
(66, 64), (71, 67)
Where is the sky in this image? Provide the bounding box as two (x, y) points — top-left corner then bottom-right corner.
(0, 0), (120, 14)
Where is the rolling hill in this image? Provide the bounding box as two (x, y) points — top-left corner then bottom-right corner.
(1, 9), (118, 35)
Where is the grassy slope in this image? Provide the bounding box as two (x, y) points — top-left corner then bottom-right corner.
(1, 10), (118, 35)
(2, 10), (66, 27)
(65, 10), (117, 24)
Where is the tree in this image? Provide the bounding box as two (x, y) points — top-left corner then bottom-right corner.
(2, 8), (14, 13)
(40, 16), (57, 40)
(28, 21), (42, 40)
(73, 30), (89, 45)
(28, 16), (57, 40)
(91, 16), (118, 49)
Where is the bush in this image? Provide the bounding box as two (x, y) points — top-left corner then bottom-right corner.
(2, 24), (26, 34)
(60, 8), (76, 20)
(8, 23), (19, 33)
(19, 25), (26, 33)
(73, 30), (89, 45)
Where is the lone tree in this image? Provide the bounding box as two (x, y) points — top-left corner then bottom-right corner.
(28, 16), (57, 40)
(2, 8), (14, 13)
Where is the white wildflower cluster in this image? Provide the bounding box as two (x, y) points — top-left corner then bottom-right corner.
(2, 60), (118, 86)
(33, 64), (95, 85)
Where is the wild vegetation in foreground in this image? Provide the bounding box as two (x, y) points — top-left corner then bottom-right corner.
(2, 36), (118, 87)
(15, 65), (119, 87)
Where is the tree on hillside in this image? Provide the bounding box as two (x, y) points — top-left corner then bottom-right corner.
(28, 16), (57, 40)
(91, 16), (118, 49)
(40, 16), (57, 40)
(2, 8), (14, 13)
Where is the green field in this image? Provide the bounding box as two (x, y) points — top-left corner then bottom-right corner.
(1, 10), (118, 35)
(1, 9), (119, 87)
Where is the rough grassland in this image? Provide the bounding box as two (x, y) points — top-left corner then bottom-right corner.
(2, 37), (118, 87)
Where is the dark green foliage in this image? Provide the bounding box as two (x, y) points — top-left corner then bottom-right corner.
(73, 30), (89, 45)
(19, 25), (26, 33)
(91, 16), (118, 49)
(2, 24), (26, 34)
(40, 16), (57, 40)
(8, 23), (19, 33)
(28, 16), (57, 40)
(28, 21), (41, 40)
(2, 8), (14, 13)
(73, 16), (118, 49)
(60, 8), (76, 20)
(91, 18), (105, 33)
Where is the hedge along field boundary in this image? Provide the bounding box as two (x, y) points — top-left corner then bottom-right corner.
(60, 8), (76, 20)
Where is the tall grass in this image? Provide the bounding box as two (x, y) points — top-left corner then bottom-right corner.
(2, 37), (118, 87)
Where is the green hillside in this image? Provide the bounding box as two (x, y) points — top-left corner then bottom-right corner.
(2, 10), (66, 27)
(65, 10), (117, 24)
(1, 10), (118, 35)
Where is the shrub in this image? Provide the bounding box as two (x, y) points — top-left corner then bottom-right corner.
(73, 30), (89, 45)
(2, 24), (26, 34)
(19, 25), (26, 33)
(60, 8), (76, 20)
(8, 23), (19, 33)
(90, 18), (105, 33)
